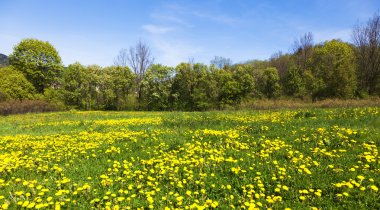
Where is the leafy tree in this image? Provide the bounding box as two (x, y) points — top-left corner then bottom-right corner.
(283, 67), (305, 98)
(9, 38), (63, 93)
(303, 70), (325, 101)
(96, 66), (134, 110)
(310, 40), (357, 99)
(170, 63), (216, 111)
(232, 65), (255, 98)
(60, 62), (88, 108)
(140, 64), (174, 110)
(0, 66), (35, 101)
(107, 66), (135, 110)
(192, 64), (217, 110)
(212, 64), (255, 107)
(257, 67), (281, 99)
(214, 69), (240, 106)
(85, 65), (103, 110)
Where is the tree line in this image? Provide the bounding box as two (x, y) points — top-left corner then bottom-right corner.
(1, 14), (379, 111)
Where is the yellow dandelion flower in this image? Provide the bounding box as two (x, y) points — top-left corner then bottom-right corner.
(357, 175), (365, 180)
(370, 185), (379, 192)
(2, 203), (9, 209)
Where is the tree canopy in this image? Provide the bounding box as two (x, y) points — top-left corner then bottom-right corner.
(0, 66), (35, 101)
(9, 38), (63, 93)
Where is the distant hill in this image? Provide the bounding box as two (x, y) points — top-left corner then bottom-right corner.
(0, 54), (9, 67)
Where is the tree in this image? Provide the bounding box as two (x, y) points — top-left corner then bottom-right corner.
(283, 66), (305, 98)
(310, 40), (357, 99)
(303, 69), (325, 102)
(210, 56), (232, 69)
(85, 65), (103, 110)
(192, 63), (217, 110)
(9, 38), (63, 93)
(0, 66), (35, 101)
(213, 65), (254, 107)
(60, 62), (88, 109)
(124, 40), (154, 101)
(352, 13), (380, 95)
(170, 63), (216, 111)
(140, 64), (175, 110)
(269, 51), (293, 80)
(257, 67), (281, 99)
(100, 66), (135, 110)
(292, 32), (314, 71)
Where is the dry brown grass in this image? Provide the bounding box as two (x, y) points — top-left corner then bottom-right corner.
(238, 97), (380, 110)
(0, 100), (65, 116)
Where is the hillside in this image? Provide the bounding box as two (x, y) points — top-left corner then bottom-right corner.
(0, 53), (9, 67)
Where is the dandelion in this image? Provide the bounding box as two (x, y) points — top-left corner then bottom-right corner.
(1, 203), (9, 209)
(370, 185), (379, 192)
(357, 175), (365, 180)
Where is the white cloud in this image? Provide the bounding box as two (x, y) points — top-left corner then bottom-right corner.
(151, 13), (188, 25)
(161, 2), (240, 25)
(141, 24), (174, 34)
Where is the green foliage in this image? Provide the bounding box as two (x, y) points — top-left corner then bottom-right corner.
(60, 64), (134, 110)
(303, 70), (325, 101)
(310, 40), (357, 99)
(214, 69), (239, 106)
(0, 66), (35, 101)
(284, 67), (305, 98)
(9, 38), (63, 93)
(0, 36), (367, 110)
(171, 63), (216, 111)
(82, 65), (103, 110)
(60, 62), (88, 108)
(140, 64), (174, 110)
(101, 66), (135, 110)
(214, 65), (255, 107)
(257, 67), (281, 99)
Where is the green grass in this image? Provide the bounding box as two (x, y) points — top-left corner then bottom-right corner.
(0, 107), (379, 209)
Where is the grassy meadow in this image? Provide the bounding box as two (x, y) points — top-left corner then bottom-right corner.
(0, 108), (379, 209)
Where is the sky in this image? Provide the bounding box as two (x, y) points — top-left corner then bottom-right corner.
(1, 0), (379, 67)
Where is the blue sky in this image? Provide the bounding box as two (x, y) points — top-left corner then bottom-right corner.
(1, 0), (379, 67)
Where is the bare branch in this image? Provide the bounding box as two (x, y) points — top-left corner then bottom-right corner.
(127, 40), (154, 82)
(292, 32), (314, 71)
(352, 13), (380, 94)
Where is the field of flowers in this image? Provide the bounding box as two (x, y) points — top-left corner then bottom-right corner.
(0, 108), (379, 209)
